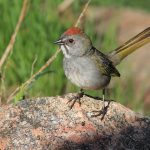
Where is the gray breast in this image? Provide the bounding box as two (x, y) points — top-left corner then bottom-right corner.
(63, 56), (110, 90)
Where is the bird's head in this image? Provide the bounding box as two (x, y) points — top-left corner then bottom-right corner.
(54, 27), (92, 58)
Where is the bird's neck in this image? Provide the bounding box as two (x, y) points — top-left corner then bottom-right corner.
(61, 45), (95, 59)
(84, 46), (95, 56)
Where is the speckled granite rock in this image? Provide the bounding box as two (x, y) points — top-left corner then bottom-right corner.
(0, 93), (150, 150)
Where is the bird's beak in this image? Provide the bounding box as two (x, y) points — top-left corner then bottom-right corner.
(53, 39), (64, 45)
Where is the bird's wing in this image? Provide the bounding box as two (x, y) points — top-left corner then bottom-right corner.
(91, 47), (120, 77)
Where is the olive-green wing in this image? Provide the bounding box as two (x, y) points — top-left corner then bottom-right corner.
(91, 47), (120, 77)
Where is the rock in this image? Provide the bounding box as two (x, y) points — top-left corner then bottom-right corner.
(0, 93), (150, 149)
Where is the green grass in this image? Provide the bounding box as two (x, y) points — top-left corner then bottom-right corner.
(0, 0), (149, 114)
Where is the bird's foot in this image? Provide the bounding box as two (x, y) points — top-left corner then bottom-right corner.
(91, 107), (107, 118)
(67, 91), (84, 109)
(91, 101), (110, 120)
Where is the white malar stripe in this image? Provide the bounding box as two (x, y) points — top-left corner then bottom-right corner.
(61, 45), (71, 58)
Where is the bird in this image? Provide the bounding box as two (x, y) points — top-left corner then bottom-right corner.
(54, 27), (150, 111)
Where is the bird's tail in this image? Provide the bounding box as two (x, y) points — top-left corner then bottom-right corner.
(108, 27), (150, 66)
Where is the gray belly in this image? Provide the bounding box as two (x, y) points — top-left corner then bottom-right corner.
(63, 57), (110, 90)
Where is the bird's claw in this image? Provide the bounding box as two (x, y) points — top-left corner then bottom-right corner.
(91, 101), (110, 120)
(67, 92), (84, 109)
(91, 107), (106, 118)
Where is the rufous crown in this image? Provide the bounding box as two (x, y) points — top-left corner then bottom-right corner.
(63, 27), (83, 35)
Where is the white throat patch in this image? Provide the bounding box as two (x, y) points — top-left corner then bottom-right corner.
(61, 45), (71, 58)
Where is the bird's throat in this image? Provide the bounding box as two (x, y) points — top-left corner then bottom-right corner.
(61, 45), (71, 58)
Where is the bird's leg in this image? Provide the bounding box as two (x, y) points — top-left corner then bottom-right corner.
(67, 89), (84, 109)
(91, 88), (108, 118)
(102, 88), (106, 109)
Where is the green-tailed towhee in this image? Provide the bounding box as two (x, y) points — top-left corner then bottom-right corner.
(54, 27), (150, 111)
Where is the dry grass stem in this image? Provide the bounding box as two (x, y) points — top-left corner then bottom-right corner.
(7, 87), (20, 103)
(0, 71), (6, 104)
(30, 55), (38, 77)
(0, 0), (29, 70)
(75, 0), (91, 28)
(7, 48), (61, 103)
(7, 0), (91, 103)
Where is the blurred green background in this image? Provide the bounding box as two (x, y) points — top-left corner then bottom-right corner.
(0, 0), (150, 114)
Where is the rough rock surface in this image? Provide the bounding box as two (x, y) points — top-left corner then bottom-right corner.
(0, 93), (150, 150)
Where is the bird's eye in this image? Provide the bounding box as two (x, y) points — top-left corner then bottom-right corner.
(68, 39), (74, 43)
